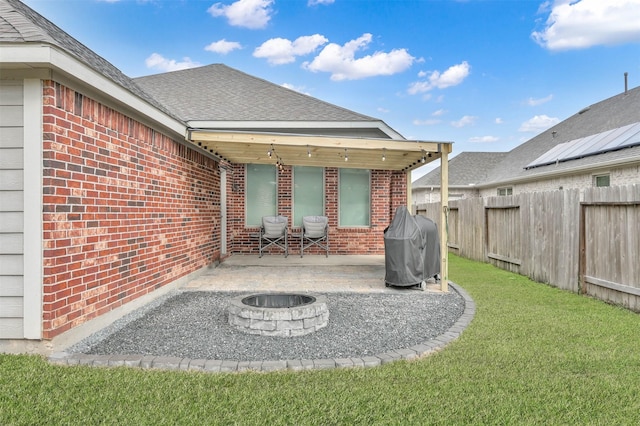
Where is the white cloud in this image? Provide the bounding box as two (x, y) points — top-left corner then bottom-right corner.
(526, 94), (553, 106)
(408, 61), (471, 94)
(495, 117), (504, 124)
(432, 109), (447, 117)
(519, 115), (560, 132)
(451, 115), (477, 128)
(98, 0), (154, 3)
(302, 33), (415, 81)
(413, 118), (442, 126)
(308, 0), (334, 5)
(205, 39), (242, 54)
(254, 34), (328, 65)
(145, 53), (200, 72)
(469, 135), (499, 143)
(532, 0), (640, 50)
(281, 83), (311, 95)
(208, 0), (274, 29)
(377, 107), (390, 113)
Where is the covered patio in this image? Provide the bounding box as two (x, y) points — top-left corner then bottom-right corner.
(187, 130), (454, 291)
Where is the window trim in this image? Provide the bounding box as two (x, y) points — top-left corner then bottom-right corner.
(245, 163), (277, 227)
(292, 166), (325, 227)
(497, 187), (513, 196)
(338, 168), (371, 228)
(593, 173), (610, 187)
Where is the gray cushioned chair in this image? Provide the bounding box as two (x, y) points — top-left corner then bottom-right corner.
(300, 215), (329, 257)
(259, 215), (288, 257)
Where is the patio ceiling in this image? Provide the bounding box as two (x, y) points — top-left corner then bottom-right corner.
(188, 128), (453, 293)
(187, 130), (452, 171)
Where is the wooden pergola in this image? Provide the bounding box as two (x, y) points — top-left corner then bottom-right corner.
(187, 129), (452, 291)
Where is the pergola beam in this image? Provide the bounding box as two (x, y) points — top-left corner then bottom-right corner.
(187, 128), (453, 292)
(188, 130), (450, 172)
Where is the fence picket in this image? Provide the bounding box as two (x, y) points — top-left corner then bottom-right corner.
(415, 184), (639, 311)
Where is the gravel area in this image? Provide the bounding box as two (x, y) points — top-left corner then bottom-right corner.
(69, 289), (466, 362)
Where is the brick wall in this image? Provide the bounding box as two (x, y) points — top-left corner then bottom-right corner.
(41, 81), (220, 339)
(227, 164), (408, 255)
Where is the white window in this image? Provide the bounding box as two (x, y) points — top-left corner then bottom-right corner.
(245, 164), (276, 226)
(339, 168), (370, 227)
(497, 187), (513, 196)
(293, 166), (324, 227)
(593, 174), (610, 187)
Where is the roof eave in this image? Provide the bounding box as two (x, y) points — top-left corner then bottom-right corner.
(476, 154), (640, 189)
(1, 43), (187, 139)
(188, 129), (453, 172)
(187, 119), (405, 140)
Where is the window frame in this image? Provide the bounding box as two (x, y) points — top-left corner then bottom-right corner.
(292, 166), (325, 227)
(593, 174), (610, 187)
(338, 168), (371, 227)
(497, 187), (513, 196)
(245, 163), (277, 227)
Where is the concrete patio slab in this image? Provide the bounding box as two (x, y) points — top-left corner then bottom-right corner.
(185, 254), (442, 293)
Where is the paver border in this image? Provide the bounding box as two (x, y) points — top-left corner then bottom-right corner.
(48, 282), (475, 373)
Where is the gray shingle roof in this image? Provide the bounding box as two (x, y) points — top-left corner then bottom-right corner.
(414, 85), (640, 188)
(0, 0), (179, 122)
(133, 64), (377, 123)
(2, 0), (392, 137)
(413, 152), (508, 187)
(484, 85), (640, 185)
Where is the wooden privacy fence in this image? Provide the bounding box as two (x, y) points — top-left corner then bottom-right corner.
(416, 184), (640, 312)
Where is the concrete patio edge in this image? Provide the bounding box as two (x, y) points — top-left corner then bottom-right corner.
(48, 282), (475, 373)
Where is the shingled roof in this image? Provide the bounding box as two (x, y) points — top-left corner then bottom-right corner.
(2, 0), (399, 140)
(413, 85), (640, 188)
(0, 0), (178, 121)
(484, 85), (640, 186)
(413, 152), (508, 188)
(133, 64), (385, 125)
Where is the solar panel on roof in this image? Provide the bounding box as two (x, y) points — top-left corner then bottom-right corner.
(525, 122), (640, 169)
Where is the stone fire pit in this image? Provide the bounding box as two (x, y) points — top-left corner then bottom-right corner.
(228, 293), (329, 337)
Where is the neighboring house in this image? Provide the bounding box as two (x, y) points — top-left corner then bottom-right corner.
(412, 84), (640, 204)
(0, 0), (451, 349)
(412, 152), (508, 204)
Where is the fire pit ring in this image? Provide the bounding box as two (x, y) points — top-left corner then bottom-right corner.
(228, 293), (329, 337)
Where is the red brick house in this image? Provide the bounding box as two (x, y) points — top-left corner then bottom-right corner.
(0, 0), (451, 350)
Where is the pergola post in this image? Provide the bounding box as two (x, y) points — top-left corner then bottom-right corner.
(439, 148), (449, 292)
(406, 171), (412, 210)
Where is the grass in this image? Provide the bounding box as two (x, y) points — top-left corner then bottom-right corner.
(2, 254), (640, 425)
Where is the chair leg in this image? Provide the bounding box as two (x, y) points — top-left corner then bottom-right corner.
(325, 234), (329, 257)
(284, 232), (288, 258)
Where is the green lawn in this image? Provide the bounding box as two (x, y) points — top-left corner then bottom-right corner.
(2, 255), (639, 425)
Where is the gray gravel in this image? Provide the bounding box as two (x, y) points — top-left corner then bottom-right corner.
(69, 289), (465, 362)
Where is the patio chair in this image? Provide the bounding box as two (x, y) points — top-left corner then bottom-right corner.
(259, 215), (289, 257)
(300, 215), (329, 257)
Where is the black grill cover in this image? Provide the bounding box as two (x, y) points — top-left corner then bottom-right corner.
(384, 206), (440, 287)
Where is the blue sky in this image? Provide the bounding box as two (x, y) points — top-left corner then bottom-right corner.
(22, 0), (640, 178)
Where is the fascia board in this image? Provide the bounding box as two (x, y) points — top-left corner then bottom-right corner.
(476, 154), (640, 189)
(1, 44), (187, 139)
(188, 120), (405, 140)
